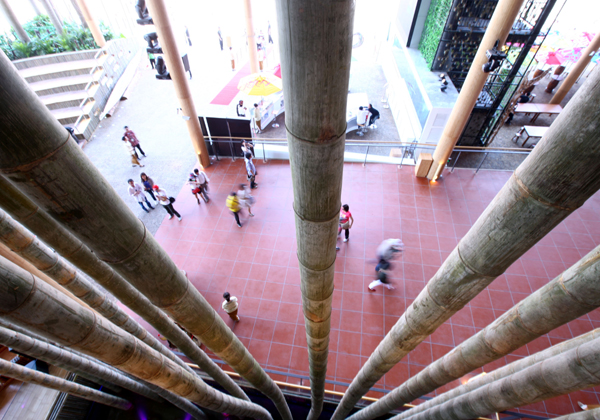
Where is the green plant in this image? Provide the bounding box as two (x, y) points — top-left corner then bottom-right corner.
(0, 14), (117, 61)
(418, 0), (452, 69)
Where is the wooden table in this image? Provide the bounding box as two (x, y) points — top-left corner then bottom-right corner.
(514, 103), (562, 123)
(520, 126), (549, 147)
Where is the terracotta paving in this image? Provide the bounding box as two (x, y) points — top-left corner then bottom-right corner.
(142, 159), (600, 418)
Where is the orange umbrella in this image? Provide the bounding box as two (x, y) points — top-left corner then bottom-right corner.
(237, 73), (282, 96)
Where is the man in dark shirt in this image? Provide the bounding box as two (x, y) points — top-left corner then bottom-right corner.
(367, 103), (380, 128)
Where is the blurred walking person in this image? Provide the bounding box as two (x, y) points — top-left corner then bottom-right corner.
(226, 192), (242, 228)
(237, 183), (255, 217)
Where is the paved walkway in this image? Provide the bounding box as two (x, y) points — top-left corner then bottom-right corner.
(132, 158), (599, 419)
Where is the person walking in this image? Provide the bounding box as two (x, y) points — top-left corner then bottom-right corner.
(226, 192), (242, 228)
(186, 175), (203, 205)
(124, 126), (146, 158)
(217, 27), (223, 50)
(193, 168), (210, 202)
(128, 179), (154, 213)
(222, 292), (240, 321)
(368, 258), (395, 291)
(244, 152), (258, 189)
(148, 52), (156, 69)
(376, 238), (404, 261)
(338, 204), (354, 242)
(268, 21), (274, 44)
(237, 183), (255, 217)
(140, 172), (157, 203)
(153, 185), (182, 221)
(229, 47), (235, 71)
(253, 103), (262, 133)
(123, 136), (144, 167)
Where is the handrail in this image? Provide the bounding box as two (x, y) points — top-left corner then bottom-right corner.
(185, 362), (495, 420)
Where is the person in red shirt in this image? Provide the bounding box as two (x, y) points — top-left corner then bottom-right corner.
(338, 204), (354, 243)
(124, 126), (146, 159)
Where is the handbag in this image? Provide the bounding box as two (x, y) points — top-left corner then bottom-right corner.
(341, 221), (350, 229)
(192, 187), (201, 194)
(169, 197), (176, 203)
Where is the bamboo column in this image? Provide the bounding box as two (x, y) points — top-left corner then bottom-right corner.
(403, 335), (600, 420)
(0, 207), (190, 374)
(74, 0), (105, 47)
(0, 52), (288, 418)
(0, 0), (30, 43)
(38, 0), (63, 34)
(144, 0), (209, 168)
(0, 257), (272, 420)
(243, 0), (259, 74)
(0, 176), (248, 402)
(330, 66), (600, 420)
(348, 245), (600, 420)
(69, 0), (87, 29)
(0, 326), (159, 401)
(426, 0), (525, 180)
(550, 31), (600, 104)
(275, 1), (354, 418)
(0, 358), (132, 410)
(552, 409), (600, 420)
(29, 0), (41, 16)
(392, 329), (600, 419)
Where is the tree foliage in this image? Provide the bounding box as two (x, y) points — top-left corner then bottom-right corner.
(0, 15), (114, 61)
(418, 0), (452, 68)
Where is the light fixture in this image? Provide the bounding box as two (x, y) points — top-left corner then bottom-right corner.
(482, 39), (507, 73)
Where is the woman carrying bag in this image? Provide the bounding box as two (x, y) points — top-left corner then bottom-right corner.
(338, 204), (354, 243)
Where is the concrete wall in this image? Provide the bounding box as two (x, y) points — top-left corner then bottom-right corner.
(394, 0), (432, 48)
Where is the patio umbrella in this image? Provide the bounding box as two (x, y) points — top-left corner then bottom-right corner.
(237, 73), (282, 96)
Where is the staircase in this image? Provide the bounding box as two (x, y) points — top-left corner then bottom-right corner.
(12, 38), (140, 144)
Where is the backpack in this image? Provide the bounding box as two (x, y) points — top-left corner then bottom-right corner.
(226, 195), (240, 212)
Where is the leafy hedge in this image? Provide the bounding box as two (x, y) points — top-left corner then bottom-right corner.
(418, 0), (452, 69)
(0, 15), (114, 61)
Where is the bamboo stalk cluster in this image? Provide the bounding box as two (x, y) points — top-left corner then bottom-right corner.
(0, 1), (600, 418)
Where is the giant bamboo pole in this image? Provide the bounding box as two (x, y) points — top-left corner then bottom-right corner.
(331, 65), (600, 420)
(394, 329), (600, 419)
(426, 0), (525, 179)
(550, 31), (600, 105)
(0, 207), (191, 373)
(0, 51), (285, 417)
(275, 1), (354, 418)
(349, 245), (600, 420)
(0, 256), (272, 420)
(0, 358), (132, 410)
(1, 319), (207, 420)
(552, 409), (600, 420)
(38, 0), (63, 34)
(0, 325), (159, 401)
(144, 0), (210, 168)
(0, 175), (248, 402)
(0, 0), (31, 43)
(74, 0), (105, 47)
(402, 334), (600, 420)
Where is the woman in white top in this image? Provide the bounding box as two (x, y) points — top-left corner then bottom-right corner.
(237, 183), (255, 217)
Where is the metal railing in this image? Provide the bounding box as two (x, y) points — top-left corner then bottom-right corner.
(205, 135), (532, 173)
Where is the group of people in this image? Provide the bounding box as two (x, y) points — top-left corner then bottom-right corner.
(236, 100), (263, 134)
(128, 173), (182, 221)
(357, 104), (381, 131)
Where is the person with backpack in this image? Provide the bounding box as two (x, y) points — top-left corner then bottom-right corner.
(153, 185), (182, 221)
(226, 191), (243, 228)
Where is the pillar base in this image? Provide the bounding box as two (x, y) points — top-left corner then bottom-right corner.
(426, 160), (443, 180)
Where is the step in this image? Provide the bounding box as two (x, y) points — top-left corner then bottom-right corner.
(51, 106), (86, 122)
(40, 89), (90, 106)
(19, 58), (105, 79)
(30, 74), (95, 92)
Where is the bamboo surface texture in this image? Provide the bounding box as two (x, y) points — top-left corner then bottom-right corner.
(0, 358), (132, 410)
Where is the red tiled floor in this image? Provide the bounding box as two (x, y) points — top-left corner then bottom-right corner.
(141, 160), (600, 418)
